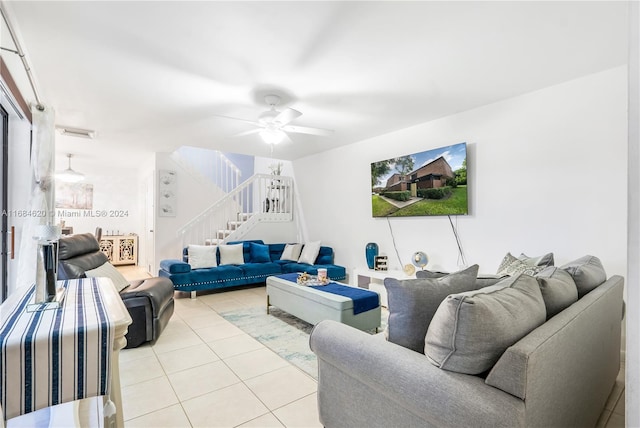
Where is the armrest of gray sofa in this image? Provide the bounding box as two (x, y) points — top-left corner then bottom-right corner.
(309, 320), (525, 428)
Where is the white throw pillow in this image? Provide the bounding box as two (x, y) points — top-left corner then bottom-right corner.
(298, 241), (321, 265)
(85, 262), (130, 292)
(188, 244), (217, 269)
(219, 244), (245, 265)
(280, 243), (303, 262)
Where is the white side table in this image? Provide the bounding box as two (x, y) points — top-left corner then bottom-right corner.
(350, 267), (415, 307)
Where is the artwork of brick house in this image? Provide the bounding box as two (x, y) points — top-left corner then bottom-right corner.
(384, 173), (409, 191)
(385, 156), (454, 193)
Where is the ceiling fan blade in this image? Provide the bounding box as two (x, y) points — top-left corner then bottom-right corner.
(282, 125), (334, 137)
(275, 108), (302, 126)
(234, 128), (262, 137)
(212, 114), (261, 126)
(282, 133), (294, 144)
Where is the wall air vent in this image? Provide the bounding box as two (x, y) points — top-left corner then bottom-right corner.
(55, 126), (96, 139)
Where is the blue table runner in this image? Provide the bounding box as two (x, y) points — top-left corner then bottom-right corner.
(277, 273), (379, 314)
(0, 278), (114, 420)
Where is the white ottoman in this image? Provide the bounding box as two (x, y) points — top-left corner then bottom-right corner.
(266, 275), (381, 332)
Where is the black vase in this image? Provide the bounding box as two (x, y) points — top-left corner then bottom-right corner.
(365, 243), (379, 269)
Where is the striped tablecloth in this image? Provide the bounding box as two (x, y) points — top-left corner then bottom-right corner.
(0, 278), (115, 420)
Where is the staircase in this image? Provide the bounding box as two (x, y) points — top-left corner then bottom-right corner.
(171, 148), (241, 194)
(177, 174), (294, 248)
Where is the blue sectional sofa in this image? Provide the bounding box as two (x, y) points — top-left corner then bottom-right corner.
(159, 240), (346, 295)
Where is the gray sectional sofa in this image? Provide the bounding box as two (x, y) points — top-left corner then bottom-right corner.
(159, 240), (346, 296)
(310, 256), (624, 427)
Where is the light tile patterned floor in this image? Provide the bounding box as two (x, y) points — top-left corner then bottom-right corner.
(118, 266), (625, 428)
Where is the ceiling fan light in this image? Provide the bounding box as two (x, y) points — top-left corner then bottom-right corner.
(259, 128), (285, 145)
(55, 154), (85, 183)
(56, 169), (85, 183)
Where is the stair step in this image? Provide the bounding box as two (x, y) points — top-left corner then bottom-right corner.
(237, 213), (252, 221)
(217, 229), (233, 238)
(227, 221), (244, 230)
(205, 238), (224, 246)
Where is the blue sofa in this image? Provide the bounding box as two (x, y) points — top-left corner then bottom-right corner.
(159, 240), (346, 295)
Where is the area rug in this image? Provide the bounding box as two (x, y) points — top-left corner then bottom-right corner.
(220, 306), (318, 378)
(220, 306), (388, 379)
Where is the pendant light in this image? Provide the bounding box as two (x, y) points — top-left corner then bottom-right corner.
(56, 154), (85, 183)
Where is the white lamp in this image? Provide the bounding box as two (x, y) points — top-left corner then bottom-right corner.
(56, 154), (85, 183)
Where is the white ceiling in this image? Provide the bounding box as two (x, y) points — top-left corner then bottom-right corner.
(2, 1), (629, 170)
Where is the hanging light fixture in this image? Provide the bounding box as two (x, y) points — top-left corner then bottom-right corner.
(56, 154), (85, 183)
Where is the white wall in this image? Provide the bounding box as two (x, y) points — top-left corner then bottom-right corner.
(293, 67), (628, 278)
(54, 165), (142, 237)
(626, 1), (639, 424)
(153, 152), (228, 273)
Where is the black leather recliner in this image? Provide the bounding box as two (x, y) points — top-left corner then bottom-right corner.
(57, 233), (174, 348)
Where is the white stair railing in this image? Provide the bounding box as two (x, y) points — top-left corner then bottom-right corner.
(172, 147), (241, 193)
(177, 174), (293, 248)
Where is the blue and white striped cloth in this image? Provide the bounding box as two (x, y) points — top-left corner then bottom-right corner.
(0, 278), (114, 420)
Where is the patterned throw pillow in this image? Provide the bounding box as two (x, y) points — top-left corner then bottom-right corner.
(497, 253), (545, 277)
(518, 252), (555, 267)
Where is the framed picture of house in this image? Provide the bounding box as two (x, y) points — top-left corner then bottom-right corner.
(370, 142), (468, 217)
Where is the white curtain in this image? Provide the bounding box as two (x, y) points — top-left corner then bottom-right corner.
(15, 105), (55, 292)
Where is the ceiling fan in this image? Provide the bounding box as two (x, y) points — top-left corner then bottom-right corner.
(218, 94), (333, 145)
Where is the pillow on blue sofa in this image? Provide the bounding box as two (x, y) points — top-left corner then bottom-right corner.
(188, 244), (217, 269)
(250, 242), (271, 263)
(383, 264), (479, 353)
(299, 241), (321, 265)
(160, 259), (191, 274)
(219, 244), (245, 265)
(425, 274), (546, 375)
(316, 247), (333, 265)
(280, 243), (302, 261)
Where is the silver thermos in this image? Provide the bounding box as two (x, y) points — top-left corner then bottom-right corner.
(34, 225), (61, 303)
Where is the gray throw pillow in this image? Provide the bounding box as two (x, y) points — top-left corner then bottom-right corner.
(383, 264), (479, 353)
(497, 252), (545, 277)
(417, 269), (504, 288)
(85, 261), (130, 292)
(414, 270), (448, 279)
(534, 267), (578, 318)
(425, 274), (546, 375)
(519, 252), (554, 267)
(561, 255), (606, 298)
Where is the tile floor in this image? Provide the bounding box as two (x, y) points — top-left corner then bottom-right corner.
(117, 266), (626, 428)
(118, 266), (320, 427)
